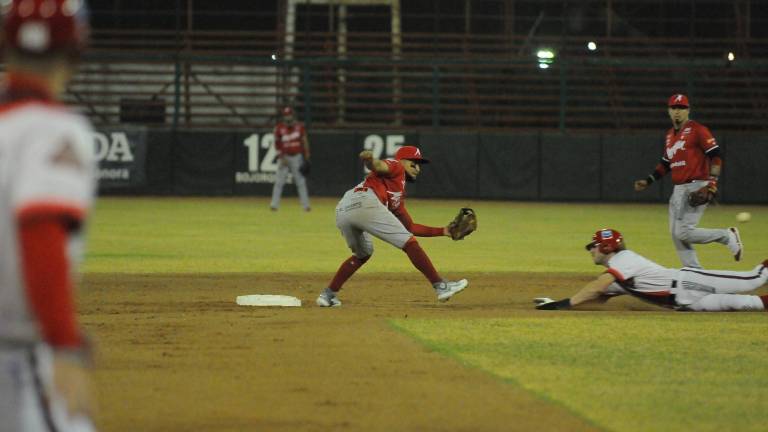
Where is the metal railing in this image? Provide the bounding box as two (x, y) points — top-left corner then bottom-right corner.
(60, 29), (768, 132)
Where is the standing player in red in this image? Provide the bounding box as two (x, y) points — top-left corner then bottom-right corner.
(270, 106), (311, 212)
(0, 0), (97, 430)
(634, 94), (742, 269)
(316, 146), (468, 307)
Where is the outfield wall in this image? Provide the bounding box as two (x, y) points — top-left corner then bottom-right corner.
(98, 128), (768, 204)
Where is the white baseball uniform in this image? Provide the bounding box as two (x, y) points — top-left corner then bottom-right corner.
(0, 98), (97, 431)
(603, 250), (767, 311)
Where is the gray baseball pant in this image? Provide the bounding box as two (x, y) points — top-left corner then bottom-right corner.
(270, 153), (310, 210)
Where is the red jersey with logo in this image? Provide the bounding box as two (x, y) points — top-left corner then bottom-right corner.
(662, 120), (718, 184)
(361, 159), (406, 211)
(355, 158), (443, 237)
(274, 122), (306, 156)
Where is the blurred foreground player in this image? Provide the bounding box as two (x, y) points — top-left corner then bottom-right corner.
(0, 1), (97, 430)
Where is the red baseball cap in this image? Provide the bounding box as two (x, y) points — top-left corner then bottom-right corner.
(395, 146), (430, 164)
(668, 94), (689, 108)
(3, 0), (90, 56)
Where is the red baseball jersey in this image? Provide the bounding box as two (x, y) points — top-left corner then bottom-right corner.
(662, 120), (718, 184)
(274, 122), (306, 156)
(361, 159), (406, 211)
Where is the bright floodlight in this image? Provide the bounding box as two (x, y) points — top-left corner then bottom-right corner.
(587, 41), (597, 51)
(538, 63), (550, 69)
(727, 52), (735, 61)
(271, 53), (277, 60)
(537, 49), (555, 59)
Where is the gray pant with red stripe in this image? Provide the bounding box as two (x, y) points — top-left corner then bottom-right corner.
(0, 344), (95, 432)
(335, 188), (412, 258)
(675, 263), (768, 311)
(669, 181), (731, 269)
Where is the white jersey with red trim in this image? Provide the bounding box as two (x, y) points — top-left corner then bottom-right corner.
(604, 250), (679, 295)
(0, 101), (96, 344)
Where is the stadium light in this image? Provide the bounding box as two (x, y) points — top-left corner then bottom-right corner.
(727, 52), (735, 61)
(587, 41), (597, 51)
(536, 49), (555, 59)
(536, 48), (556, 69)
(271, 53), (277, 61)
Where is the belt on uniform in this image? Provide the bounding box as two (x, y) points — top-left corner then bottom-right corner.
(353, 187), (369, 192)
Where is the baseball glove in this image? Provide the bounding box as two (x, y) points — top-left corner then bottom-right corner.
(448, 208), (477, 240)
(299, 159), (311, 176)
(688, 180), (717, 207)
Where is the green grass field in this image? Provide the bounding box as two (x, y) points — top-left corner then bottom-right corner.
(85, 197), (768, 431)
(85, 196), (767, 274)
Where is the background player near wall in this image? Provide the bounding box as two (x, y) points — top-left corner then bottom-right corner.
(270, 106), (311, 212)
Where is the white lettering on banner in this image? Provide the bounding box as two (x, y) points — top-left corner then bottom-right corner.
(93, 132), (135, 162)
(97, 168), (130, 180)
(666, 140), (686, 159)
(363, 134), (405, 173)
(236, 133), (287, 184)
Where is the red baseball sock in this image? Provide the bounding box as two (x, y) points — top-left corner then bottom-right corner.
(329, 255), (370, 291)
(403, 240), (441, 284)
(760, 295), (768, 310)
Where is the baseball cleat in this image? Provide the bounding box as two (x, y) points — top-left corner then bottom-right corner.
(316, 288), (341, 307)
(533, 297), (555, 306)
(434, 279), (468, 302)
(727, 227), (743, 261)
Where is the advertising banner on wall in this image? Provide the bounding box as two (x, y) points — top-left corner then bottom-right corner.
(355, 132), (419, 177)
(94, 127), (147, 189)
(233, 131), (285, 195)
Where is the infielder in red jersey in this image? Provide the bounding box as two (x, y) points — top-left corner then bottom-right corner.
(316, 146), (468, 307)
(270, 106), (311, 212)
(0, 1), (97, 431)
(634, 94), (742, 269)
(535, 229), (768, 312)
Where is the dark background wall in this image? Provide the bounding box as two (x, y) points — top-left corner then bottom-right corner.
(102, 129), (767, 204)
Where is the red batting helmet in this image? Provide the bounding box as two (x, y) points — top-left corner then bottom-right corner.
(395, 145), (430, 164)
(2, 0), (90, 56)
(585, 228), (624, 254)
(668, 94), (689, 108)
(282, 106), (293, 116)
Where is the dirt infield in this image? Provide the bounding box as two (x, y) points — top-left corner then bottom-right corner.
(81, 272), (655, 431)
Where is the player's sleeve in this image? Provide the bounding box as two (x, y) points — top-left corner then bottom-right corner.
(381, 159), (404, 178)
(697, 124), (718, 152)
(13, 121), (94, 349)
(18, 217), (83, 348)
(13, 122), (94, 224)
(605, 267), (626, 282)
(698, 125), (722, 168)
(394, 205), (444, 237)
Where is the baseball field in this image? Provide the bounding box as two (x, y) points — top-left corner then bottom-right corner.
(82, 197), (768, 431)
